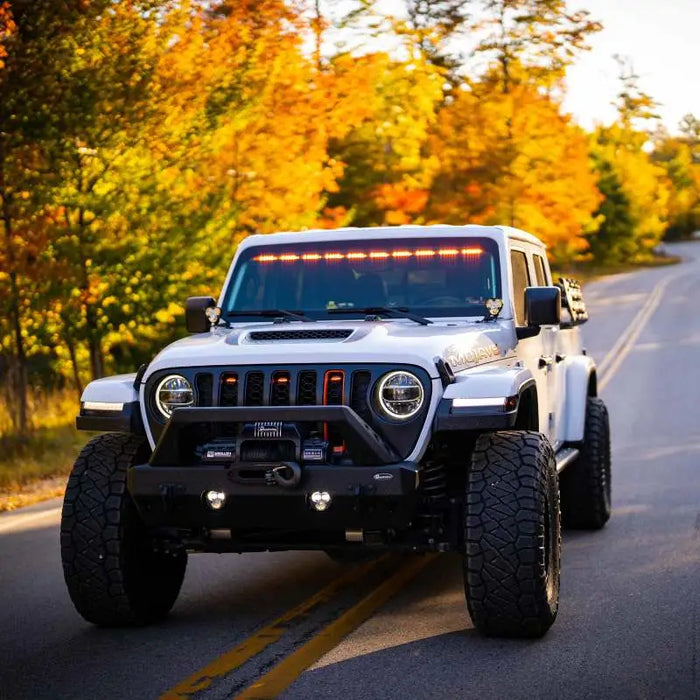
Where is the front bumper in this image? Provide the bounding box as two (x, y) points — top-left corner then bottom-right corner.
(128, 404), (420, 532)
(128, 461), (420, 531)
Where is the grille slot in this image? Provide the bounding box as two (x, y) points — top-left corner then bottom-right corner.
(350, 371), (373, 423)
(220, 373), (238, 407)
(244, 371), (265, 406)
(196, 373), (213, 407)
(297, 370), (317, 405)
(248, 329), (352, 342)
(324, 370), (345, 405)
(271, 371), (291, 405)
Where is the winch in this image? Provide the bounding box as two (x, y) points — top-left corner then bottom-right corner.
(195, 422), (330, 466)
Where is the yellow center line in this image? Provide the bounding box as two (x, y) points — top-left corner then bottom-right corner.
(235, 553), (438, 700)
(159, 554), (393, 700)
(597, 272), (680, 390)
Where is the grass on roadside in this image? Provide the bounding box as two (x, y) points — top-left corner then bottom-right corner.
(0, 390), (90, 510)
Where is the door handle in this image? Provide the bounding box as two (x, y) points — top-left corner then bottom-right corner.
(538, 356), (553, 369)
(555, 353), (566, 363)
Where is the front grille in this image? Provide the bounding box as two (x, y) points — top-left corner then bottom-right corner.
(147, 364), (431, 460)
(247, 329), (353, 341)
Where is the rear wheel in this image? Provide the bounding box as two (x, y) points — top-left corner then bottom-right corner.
(61, 433), (187, 626)
(560, 397), (611, 529)
(463, 431), (560, 638)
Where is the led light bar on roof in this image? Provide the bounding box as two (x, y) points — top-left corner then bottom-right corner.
(253, 247), (484, 263)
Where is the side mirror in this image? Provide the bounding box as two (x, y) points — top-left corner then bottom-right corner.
(525, 286), (561, 327)
(185, 296), (217, 334)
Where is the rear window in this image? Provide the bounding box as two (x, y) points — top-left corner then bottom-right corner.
(222, 237), (501, 320)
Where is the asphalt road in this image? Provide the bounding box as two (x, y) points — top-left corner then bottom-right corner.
(1, 242), (699, 700)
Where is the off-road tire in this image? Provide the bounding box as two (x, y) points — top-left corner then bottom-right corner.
(560, 397), (611, 530)
(463, 431), (561, 638)
(60, 433), (187, 626)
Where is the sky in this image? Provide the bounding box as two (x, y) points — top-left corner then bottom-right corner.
(562, 0), (700, 133)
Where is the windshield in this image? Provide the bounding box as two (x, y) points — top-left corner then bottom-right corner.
(222, 237), (501, 321)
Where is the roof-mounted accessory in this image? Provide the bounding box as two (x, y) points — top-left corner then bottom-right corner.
(558, 278), (588, 326)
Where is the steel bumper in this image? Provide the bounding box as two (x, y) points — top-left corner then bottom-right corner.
(127, 461), (421, 531)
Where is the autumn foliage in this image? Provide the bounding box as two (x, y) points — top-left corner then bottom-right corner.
(0, 1), (698, 435)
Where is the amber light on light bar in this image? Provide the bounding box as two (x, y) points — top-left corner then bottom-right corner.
(253, 247), (484, 262)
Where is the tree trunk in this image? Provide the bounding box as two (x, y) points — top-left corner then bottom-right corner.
(0, 146), (29, 435)
(62, 320), (84, 399)
(88, 333), (104, 380)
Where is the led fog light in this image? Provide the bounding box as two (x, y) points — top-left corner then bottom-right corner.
(310, 491), (332, 512)
(205, 490), (227, 510)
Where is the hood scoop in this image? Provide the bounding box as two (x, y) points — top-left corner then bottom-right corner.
(244, 328), (354, 343)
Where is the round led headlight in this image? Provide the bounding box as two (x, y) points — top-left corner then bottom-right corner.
(376, 371), (424, 420)
(155, 374), (194, 419)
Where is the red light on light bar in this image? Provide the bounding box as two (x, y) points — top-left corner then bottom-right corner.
(302, 253), (321, 261)
(279, 253), (299, 261)
(438, 248), (459, 256)
(462, 247), (483, 255)
(415, 249), (436, 257)
(346, 252), (367, 260)
(392, 250), (412, 258)
(324, 253), (344, 260)
(369, 251), (389, 259)
(256, 254), (277, 262)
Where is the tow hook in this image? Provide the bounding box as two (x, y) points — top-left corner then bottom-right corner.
(270, 462), (302, 488)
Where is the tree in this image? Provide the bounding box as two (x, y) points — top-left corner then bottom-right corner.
(428, 67), (601, 262)
(588, 57), (670, 262)
(0, 1), (117, 429)
(586, 160), (634, 262)
(652, 116), (700, 240)
(469, 0), (601, 93)
(402, 0), (469, 80)
(324, 51), (443, 226)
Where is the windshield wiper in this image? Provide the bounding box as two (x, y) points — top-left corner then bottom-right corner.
(327, 306), (432, 326)
(226, 309), (315, 323)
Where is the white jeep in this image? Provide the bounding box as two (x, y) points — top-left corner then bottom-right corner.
(61, 225), (610, 637)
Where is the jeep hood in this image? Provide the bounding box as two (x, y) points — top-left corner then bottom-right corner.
(144, 320), (517, 381)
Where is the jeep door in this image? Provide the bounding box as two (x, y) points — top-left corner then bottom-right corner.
(509, 247), (558, 444)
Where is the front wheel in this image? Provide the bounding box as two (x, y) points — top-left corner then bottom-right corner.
(463, 431), (561, 638)
(60, 433), (187, 626)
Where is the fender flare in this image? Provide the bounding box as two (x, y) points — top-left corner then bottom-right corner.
(563, 356), (597, 442)
(76, 373), (144, 434)
(434, 365), (536, 432)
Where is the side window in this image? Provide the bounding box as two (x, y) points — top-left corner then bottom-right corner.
(510, 249), (530, 326)
(533, 254), (549, 286)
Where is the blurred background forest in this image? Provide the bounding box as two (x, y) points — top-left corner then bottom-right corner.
(0, 0), (699, 496)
